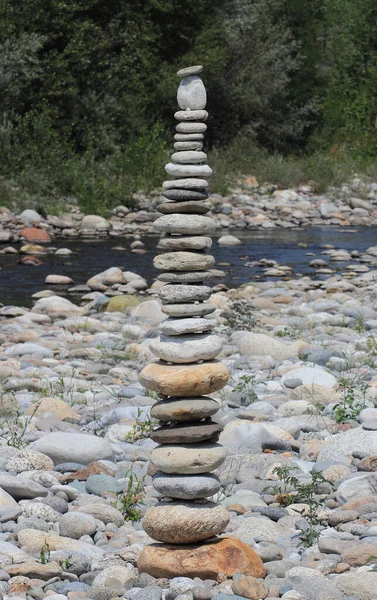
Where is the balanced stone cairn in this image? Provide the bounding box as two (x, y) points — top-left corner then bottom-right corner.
(138, 66), (232, 566)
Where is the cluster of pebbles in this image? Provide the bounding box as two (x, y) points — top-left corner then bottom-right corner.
(138, 67), (232, 566)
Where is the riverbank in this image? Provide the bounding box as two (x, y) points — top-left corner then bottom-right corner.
(1, 252), (377, 598)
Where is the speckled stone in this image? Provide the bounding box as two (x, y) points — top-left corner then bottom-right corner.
(174, 133), (205, 142)
(150, 443), (227, 474)
(154, 252), (214, 272)
(171, 151), (207, 164)
(139, 361), (230, 397)
(157, 271), (213, 283)
(174, 110), (208, 121)
(158, 284), (212, 304)
(153, 473), (221, 500)
(165, 163), (212, 178)
(150, 396), (220, 423)
(163, 177), (208, 189)
(154, 214), (215, 236)
(173, 141), (204, 151)
(161, 303), (215, 317)
(160, 317), (216, 335)
(177, 76), (207, 110)
(177, 65), (203, 77)
(157, 201), (210, 215)
(149, 333), (223, 363)
(157, 236), (212, 251)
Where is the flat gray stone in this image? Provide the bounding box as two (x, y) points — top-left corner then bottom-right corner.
(161, 303), (215, 317)
(0, 473), (48, 500)
(174, 109), (208, 121)
(157, 236), (212, 251)
(154, 251), (214, 271)
(177, 65), (203, 77)
(176, 122), (207, 134)
(149, 333), (222, 363)
(59, 512), (97, 539)
(151, 396), (220, 422)
(160, 316), (216, 335)
(157, 201), (210, 214)
(154, 214), (215, 235)
(157, 271), (213, 283)
(32, 432), (115, 465)
(150, 420), (222, 444)
(174, 141), (204, 151)
(159, 285), (212, 304)
(165, 163), (212, 178)
(153, 473), (220, 500)
(177, 75), (207, 110)
(171, 151), (207, 164)
(174, 133), (204, 141)
(163, 177), (207, 189)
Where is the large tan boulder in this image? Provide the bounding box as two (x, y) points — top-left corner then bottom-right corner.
(139, 361), (230, 396)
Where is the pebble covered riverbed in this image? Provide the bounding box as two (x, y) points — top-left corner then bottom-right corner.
(1, 226), (377, 598)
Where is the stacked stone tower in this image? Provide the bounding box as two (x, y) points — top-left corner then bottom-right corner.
(138, 65), (231, 561)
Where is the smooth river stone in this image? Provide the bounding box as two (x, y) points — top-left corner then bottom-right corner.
(157, 201), (210, 215)
(171, 151), (207, 164)
(154, 251), (214, 272)
(154, 214), (215, 236)
(150, 443), (227, 474)
(158, 284), (212, 304)
(163, 177), (208, 189)
(150, 420), (223, 444)
(161, 303), (215, 318)
(174, 110), (208, 121)
(160, 317), (216, 335)
(174, 141), (204, 151)
(177, 75), (207, 110)
(142, 501), (229, 544)
(153, 473), (221, 500)
(163, 189), (208, 201)
(157, 271), (213, 283)
(174, 133), (204, 141)
(139, 361), (230, 397)
(176, 122), (207, 134)
(165, 163), (212, 178)
(177, 65), (203, 78)
(149, 333), (223, 363)
(150, 396), (220, 422)
(157, 236), (212, 251)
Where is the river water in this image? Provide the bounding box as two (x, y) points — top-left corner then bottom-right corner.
(1, 227), (376, 307)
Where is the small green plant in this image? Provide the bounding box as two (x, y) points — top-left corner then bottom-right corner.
(40, 541), (51, 564)
(0, 394), (38, 448)
(231, 374), (258, 406)
(59, 554), (73, 570)
(333, 377), (368, 423)
(112, 469), (146, 521)
(276, 327), (292, 338)
(272, 467), (332, 547)
(221, 299), (257, 333)
(354, 314), (367, 334)
(125, 408), (157, 443)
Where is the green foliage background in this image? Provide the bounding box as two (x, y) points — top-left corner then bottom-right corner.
(1, 0), (377, 212)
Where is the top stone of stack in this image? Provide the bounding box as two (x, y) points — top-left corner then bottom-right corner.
(177, 65), (206, 111)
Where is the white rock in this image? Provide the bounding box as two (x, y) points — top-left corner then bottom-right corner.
(32, 432), (115, 465)
(177, 75), (207, 110)
(45, 275), (73, 285)
(281, 367), (337, 388)
(218, 235), (241, 246)
(81, 215), (110, 231)
(92, 565), (135, 589)
(165, 163), (212, 178)
(59, 512), (97, 539)
(150, 333), (223, 363)
(4, 343), (53, 358)
(171, 151), (207, 164)
(32, 296), (81, 318)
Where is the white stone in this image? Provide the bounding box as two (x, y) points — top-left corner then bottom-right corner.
(165, 163), (212, 178)
(218, 235), (242, 246)
(150, 333), (223, 363)
(163, 178), (208, 189)
(32, 432), (115, 465)
(32, 296), (82, 318)
(174, 110), (208, 121)
(81, 215), (110, 231)
(160, 317), (216, 335)
(154, 214), (215, 236)
(281, 367), (337, 388)
(176, 122), (207, 133)
(171, 151), (207, 164)
(177, 65), (203, 77)
(177, 75), (207, 110)
(45, 275), (73, 284)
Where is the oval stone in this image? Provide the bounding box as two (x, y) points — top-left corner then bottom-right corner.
(165, 163), (212, 178)
(154, 252), (214, 272)
(174, 110), (208, 121)
(176, 122), (207, 134)
(153, 473), (221, 500)
(171, 151), (207, 164)
(161, 303), (215, 318)
(157, 236), (212, 251)
(150, 420), (223, 444)
(163, 189), (208, 201)
(163, 178), (208, 189)
(139, 361), (230, 397)
(150, 443), (227, 474)
(151, 396), (220, 422)
(154, 214), (215, 236)
(142, 502), (229, 544)
(177, 76), (207, 110)
(157, 201), (210, 215)
(174, 141), (204, 151)
(149, 333), (223, 363)
(160, 317), (216, 335)
(157, 271), (213, 283)
(174, 133), (204, 142)
(177, 65), (203, 78)
(158, 284), (212, 304)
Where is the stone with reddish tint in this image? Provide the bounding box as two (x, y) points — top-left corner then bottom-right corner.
(20, 228), (51, 243)
(139, 361), (230, 397)
(137, 538), (266, 579)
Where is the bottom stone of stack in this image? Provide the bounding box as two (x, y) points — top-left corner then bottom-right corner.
(153, 472), (221, 500)
(137, 538), (266, 579)
(142, 501), (230, 543)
